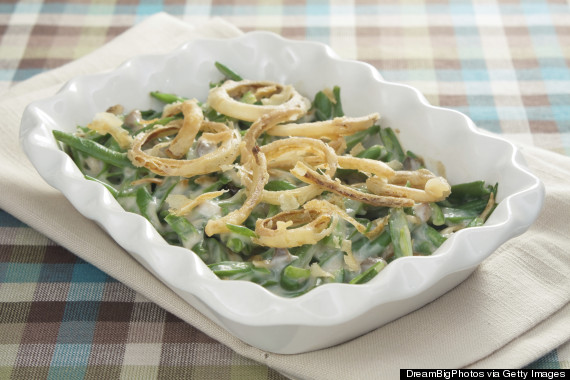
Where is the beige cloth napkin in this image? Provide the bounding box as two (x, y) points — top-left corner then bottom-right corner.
(1, 13), (568, 379)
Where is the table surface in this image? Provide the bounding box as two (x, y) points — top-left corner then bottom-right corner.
(1, 0), (568, 378)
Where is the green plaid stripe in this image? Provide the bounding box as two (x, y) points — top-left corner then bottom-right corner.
(1, 0), (568, 377)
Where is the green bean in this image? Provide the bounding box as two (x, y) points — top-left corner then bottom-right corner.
(226, 237), (244, 253)
(441, 207), (479, 224)
(380, 127), (406, 163)
(449, 180), (490, 201)
(226, 223), (258, 238)
(209, 261), (252, 276)
(467, 217), (485, 228)
(452, 198), (489, 213)
(429, 202), (445, 226)
(313, 86), (343, 120)
(164, 213), (199, 240)
(203, 107), (228, 123)
(356, 144), (387, 160)
(352, 229), (391, 259)
(217, 190), (246, 216)
(280, 265), (311, 291)
(202, 174), (231, 193)
(152, 176), (181, 208)
(68, 145), (85, 169)
(313, 91), (333, 121)
(267, 204), (281, 218)
(345, 125), (380, 151)
(136, 187), (154, 221)
(425, 224), (447, 247)
(389, 207), (413, 258)
(84, 175), (119, 198)
(140, 109), (162, 120)
(317, 251), (345, 283)
(53, 130), (133, 168)
(289, 244), (317, 268)
(349, 259), (386, 284)
(264, 180), (297, 191)
(202, 238), (229, 264)
(214, 61), (243, 81)
(150, 91), (187, 104)
(234, 266), (275, 286)
(332, 86), (344, 117)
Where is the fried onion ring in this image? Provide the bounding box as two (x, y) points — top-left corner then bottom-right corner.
(260, 137), (338, 207)
(208, 80), (311, 122)
(165, 99), (203, 159)
(253, 209), (337, 248)
(128, 121), (240, 178)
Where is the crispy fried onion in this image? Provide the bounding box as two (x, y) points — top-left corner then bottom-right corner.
(128, 120), (240, 178)
(87, 112), (133, 149)
(291, 161), (414, 208)
(205, 147), (268, 236)
(204, 110), (299, 236)
(164, 99), (203, 159)
(253, 208), (338, 248)
(167, 190), (227, 217)
(208, 80), (311, 122)
(259, 137), (338, 209)
(337, 155), (395, 179)
(388, 168), (438, 187)
(303, 199), (386, 239)
(267, 113), (380, 140)
(366, 172), (451, 203)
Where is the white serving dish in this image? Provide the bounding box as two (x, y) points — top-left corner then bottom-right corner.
(20, 32), (544, 354)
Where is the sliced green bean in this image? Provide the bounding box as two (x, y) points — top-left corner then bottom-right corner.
(332, 86), (344, 117)
(84, 175), (119, 198)
(389, 207), (413, 258)
(345, 125), (380, 151)
(429, 202), (445, 226)
(280, 265), (311, 291)
(150, 91), (187, 104)
(209, 261), (252, 276)
(449, 180), (490, 201)
(441, 207), (479, 225)
(313, 91), (333, 121)
(53, 130), (133, 168)
(264, 180), (297, 191)
(226, 223), (258, 238)
(215, 62), (243, 81)
(356, 144), (387, 160)
(349, 259), (387, 284)
(136, 187), (153, 221)
(380, 127), (406, 163)
(352, 229), (391, 259)
(202, 238), (229, 264)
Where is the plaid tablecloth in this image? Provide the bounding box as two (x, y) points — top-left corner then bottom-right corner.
(1, 1), (568, 378)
